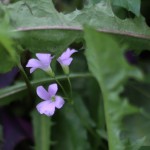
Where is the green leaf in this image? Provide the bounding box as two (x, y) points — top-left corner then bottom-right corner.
(123, 114), (150, 147)
(73, 94), (96, 129)
(0, 46), (14, 73)
(31, 110), (52, 150)
(122, 81), (150, 146)
(7, 0), (150, 52)
(84, 27), (143, 150)
(53, 104), (90, 150)
(7, 0), (82, 52)
(0, 4), (20, 73)
(0, 82), (27, 106)
(0, 23), (15, 73)
(112, 0), (141, 16)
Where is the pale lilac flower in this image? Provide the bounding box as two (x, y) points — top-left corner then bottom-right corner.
(57, 48), (77, 74)
(36, 83), (65, 116)
(26, 53), (54, 76)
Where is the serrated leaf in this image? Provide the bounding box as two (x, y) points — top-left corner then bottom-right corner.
(84, 27), (143, 150)
(6, 0), (150, 53)
(31, 110), (52, 150)
(112, 0), (141, 16)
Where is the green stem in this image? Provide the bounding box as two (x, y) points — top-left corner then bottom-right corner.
(67, 75), (73, 102)
(1, 40), (34, 99)
(54, 77), (68, 100)
(17, 63), (34, 99)
(0, 73), (92, 100)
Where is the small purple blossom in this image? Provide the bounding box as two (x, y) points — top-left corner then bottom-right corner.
(26, 53), (54, 74)
(36, 83), (65, 116)
(57, 48), (77, 74)
(57, 48), (77, 66)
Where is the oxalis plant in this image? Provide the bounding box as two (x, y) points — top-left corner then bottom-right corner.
(0, 0), (150, 150)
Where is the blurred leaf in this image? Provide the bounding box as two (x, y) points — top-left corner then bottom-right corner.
(31, 110), (52, 150)
(0, 82), (27, 106)
(0, 24), (16, 73)
(73, 94), (96, 129)
(112, 0), (141, 16)
(0, 4), (20, 73)
(84, 27), (143, 150)
(123, 114), (150, 146)
(73, 94), (105, 149)
(6, 0), (150, 52)
(0, 48), (14, 73)
(53, 104), (90, 150)
(122, 81), (150, 146)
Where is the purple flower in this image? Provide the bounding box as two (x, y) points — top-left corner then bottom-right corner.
(57, 48), (77, 66)
(36, 83), (65, 116)
(26, 53), (54, 76)
(57, 48), (77, 74)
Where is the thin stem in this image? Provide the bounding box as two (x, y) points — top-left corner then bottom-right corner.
(67, 75), (73, 102)
(54, 77), (69, 101)
(1, 39), (34, 99)
(0, 73), (92, 100)
(18, 63), (34, 99)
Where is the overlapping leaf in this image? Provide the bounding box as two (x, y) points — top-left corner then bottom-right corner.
(84, 27), (144, 150)
(6, 0), (150, 52)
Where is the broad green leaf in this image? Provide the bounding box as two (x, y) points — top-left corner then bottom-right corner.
(7, 0), (82, 52)
(84, 27), (143, 150)
(112, 0), (141, 16)
(32, 110), (52, 150)
(6, 0), (150, 53)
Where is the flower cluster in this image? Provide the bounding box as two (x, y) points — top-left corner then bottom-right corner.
(26, 48), (77, 116)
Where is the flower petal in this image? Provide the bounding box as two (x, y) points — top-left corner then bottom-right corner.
(48, 83), (58, 97)
(69, 49), (77, 55)
(36, 101), (55, 116)
(30, 67), (37, 73)
(36, 53), (53, 66)
(59, 57), (73, 66)
(26, 59), (41, 68)
(55, 96), (65, 109)
(36, 86), (50, 100)
(59, 48), (77, 60)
